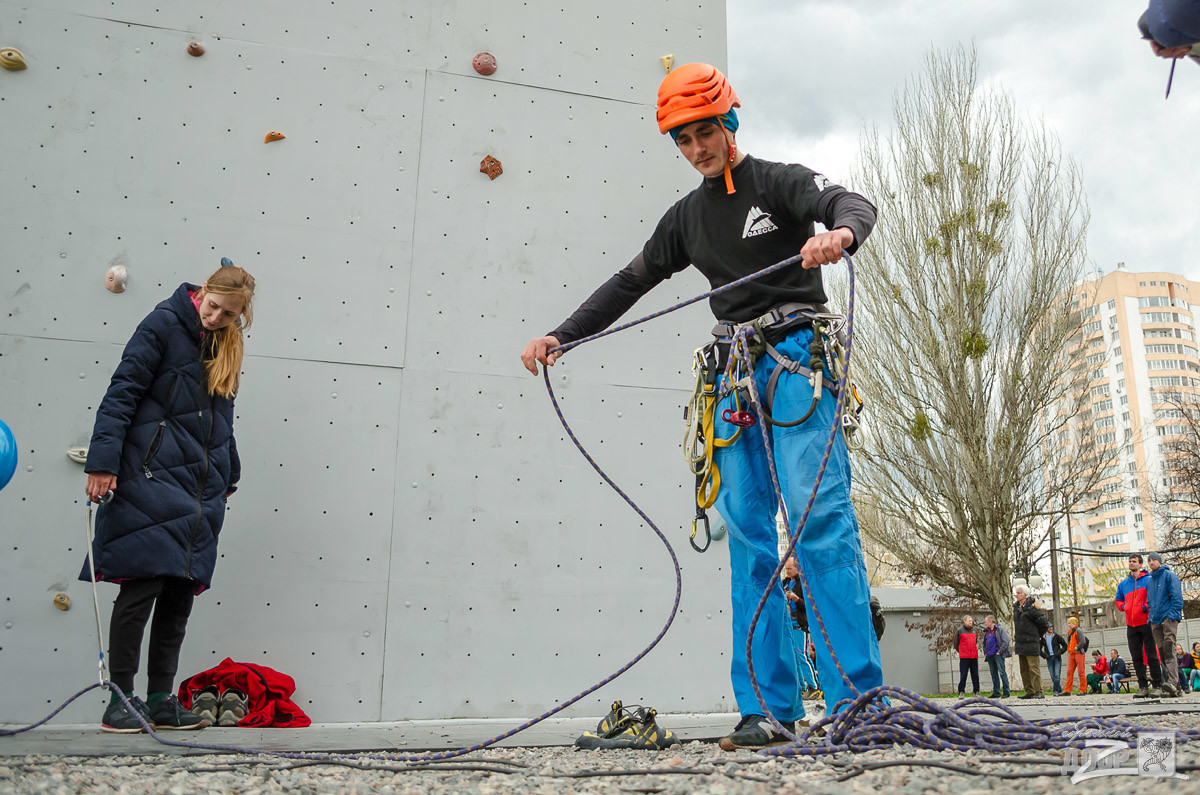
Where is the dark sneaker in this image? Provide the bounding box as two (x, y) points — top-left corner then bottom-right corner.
(101, 695), (151, 734)
(575, 707), (681, 750)
(190, 686), (219, 725)
(1054, 692), (1070, 697)
(217, 688), (248, 727)
(150, 695), (208, 731)
(989, 692), (1001, 698)
(1148, 686), (1165, 699)
(1133, 687), (1151, 699)
(718, 714), (796, 751)
(1162, 683), (1181, 698)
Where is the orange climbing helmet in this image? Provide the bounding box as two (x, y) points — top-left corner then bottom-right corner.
(656, 63), (741, 135)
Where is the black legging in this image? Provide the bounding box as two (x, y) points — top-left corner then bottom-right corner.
(1127, 624), (1162, 688)
(108, 577), (196, 695)
(958, 658), (980, 694)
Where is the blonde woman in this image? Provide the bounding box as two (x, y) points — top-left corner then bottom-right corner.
(82, 260), (255, 733)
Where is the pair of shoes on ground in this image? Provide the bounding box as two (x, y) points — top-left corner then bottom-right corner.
(574, 700), (681, 750)
(1017, 692), (1045, 699)
(718, 713), (807, 751)
(101, 692), (207, 733)
(190, 686), (249, 727)
(956, 691), (980, 698)
(988, 692), (1012, 699)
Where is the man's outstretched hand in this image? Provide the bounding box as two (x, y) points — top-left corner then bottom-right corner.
(799, 227), (855, 269)
(521, 335), (563, 375)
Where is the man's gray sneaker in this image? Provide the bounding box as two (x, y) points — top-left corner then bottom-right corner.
(1162, 682), (1182, 698)
(100, 696), (151, 734)
(718, 714), (797, 751)
(1133, 686), (1152, 699)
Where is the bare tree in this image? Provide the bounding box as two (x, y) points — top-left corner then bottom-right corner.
(1150, 392), (1200, 583)
(844, 45), (1104, 623)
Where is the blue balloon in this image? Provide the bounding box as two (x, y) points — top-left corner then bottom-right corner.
(0, 419), (15, 492)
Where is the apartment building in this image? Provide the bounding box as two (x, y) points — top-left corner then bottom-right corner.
(1062, 264), (1199, 592)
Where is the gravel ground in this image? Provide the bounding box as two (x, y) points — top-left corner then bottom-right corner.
(7, 697), (1200, 794)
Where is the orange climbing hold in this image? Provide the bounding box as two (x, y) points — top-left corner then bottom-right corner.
(187, 41), (205, 56)
(264, 131), (286, 143)
(480, 155), (503, 180)
(473, 52), (498, 76)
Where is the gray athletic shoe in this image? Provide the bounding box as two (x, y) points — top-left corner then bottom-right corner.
(218, 688), (248, 727)
(190, 686), (219, 725)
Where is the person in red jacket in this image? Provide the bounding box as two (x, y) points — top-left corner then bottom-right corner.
(1114, 553), (1164, 698)
(1087, 650), (1108, 694)
(955, 615), (981, 697)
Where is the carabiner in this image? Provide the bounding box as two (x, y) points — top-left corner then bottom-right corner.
(690, 510), (711, 553)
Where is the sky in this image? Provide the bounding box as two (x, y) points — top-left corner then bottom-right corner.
(727, 0), (1200, 281)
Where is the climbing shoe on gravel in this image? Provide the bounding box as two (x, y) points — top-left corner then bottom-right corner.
(218, 688), (249, 726)
(190, 686), (219, 725)
(150, 694), (208, 730)
(100, 695), (152, 734)
(575, 707), (680, 750)
(719, 714), (797, 751)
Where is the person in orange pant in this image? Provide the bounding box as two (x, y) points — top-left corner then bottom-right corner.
(1060, 616), (1090, 696)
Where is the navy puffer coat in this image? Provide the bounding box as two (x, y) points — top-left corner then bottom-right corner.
(80, 283), (240, 590)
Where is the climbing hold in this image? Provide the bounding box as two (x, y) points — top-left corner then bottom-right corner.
(660, 54), (674, 73)
(264, 131), (286, 143)
(480, 155), (503, 180)
(0, 48), (27, 71)
(105, 264), (128, 294)
(187, 41), (205, 57)
(66, 447), (88, 464)
(472, 52), (497, 76)
(0, 418), (16, 492)
(53, 594), (71, 611)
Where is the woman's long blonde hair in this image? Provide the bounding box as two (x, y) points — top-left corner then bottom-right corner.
(200, 264), (255, 398)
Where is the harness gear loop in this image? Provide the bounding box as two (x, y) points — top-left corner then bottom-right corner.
(683, 302), (867, 537)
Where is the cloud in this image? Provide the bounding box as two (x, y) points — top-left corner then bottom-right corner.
(728, 0), (1200, 278)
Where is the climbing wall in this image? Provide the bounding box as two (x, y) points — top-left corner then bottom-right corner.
(0, 1), (733, 723)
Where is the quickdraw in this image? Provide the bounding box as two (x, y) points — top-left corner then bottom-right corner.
(682, 305), (865, 551)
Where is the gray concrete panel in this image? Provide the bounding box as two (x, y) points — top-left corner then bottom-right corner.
(27, 0), (433, 70)
(0, 336), (399, 723)
(0, 5), (421, 366)
(382, 367), (733, 719)
(427, 0), (726, 101)
(404, 69), (717, 389)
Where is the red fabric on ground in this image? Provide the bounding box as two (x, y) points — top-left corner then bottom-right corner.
(178, 657), (311, 728)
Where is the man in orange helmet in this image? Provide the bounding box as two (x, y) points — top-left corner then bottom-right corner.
(521, 63), (883, 749)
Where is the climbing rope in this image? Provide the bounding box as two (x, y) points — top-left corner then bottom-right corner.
(3, 249), (1195, 765)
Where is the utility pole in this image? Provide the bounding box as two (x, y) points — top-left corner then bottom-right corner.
(1050, 513), (1064, 632)
(1065, 501), (1080, 621)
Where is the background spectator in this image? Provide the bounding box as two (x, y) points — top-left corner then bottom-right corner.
(1115, 554), (1163, 698)
(1013, 585), (1049, 699)
(1107, 650), (1129, 694)
(1041, 624), (1068, 695)
(955, 615), (980, 697)
(1061, 617), (1089, 696)
(1147, 551), (1184, 697)
(1087, 650), (1108, 695)
(983, 615), (1012, 698)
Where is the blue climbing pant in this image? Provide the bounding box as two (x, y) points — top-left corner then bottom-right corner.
(713, 325), (884, 718)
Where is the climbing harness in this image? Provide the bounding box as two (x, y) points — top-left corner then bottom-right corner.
(6, 249), (1196, 768)
(681, 302), (864, 553)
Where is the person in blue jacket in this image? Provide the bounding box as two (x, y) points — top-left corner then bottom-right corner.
(82, 261), (256, 733)
(1139, 0), (1200, 58)
(1146, 551), (1185, 697)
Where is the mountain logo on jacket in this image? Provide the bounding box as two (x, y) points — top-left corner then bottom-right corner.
(742, 205), (779, 239)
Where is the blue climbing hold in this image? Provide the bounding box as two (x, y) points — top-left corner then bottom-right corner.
(220, 257), (233, 268)
(0, 418), (17, 492)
